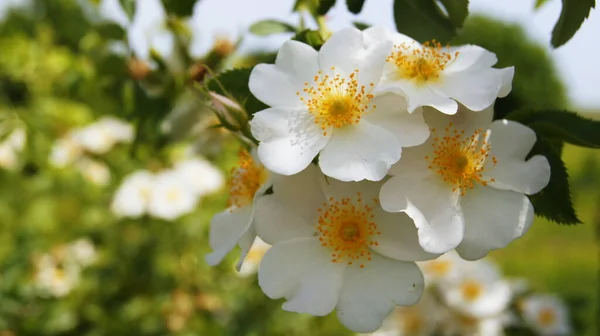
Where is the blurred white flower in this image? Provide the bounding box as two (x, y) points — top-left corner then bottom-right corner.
(418, 251), (466, 287)
(254, 165), (435, 333)
(76, 117), (134, 154)
(76, 158), (111, 186)
(363, 26), (513, 114)
(34, 254), (80, 298)
(172, 157), (224, 196)
(237, 237), (270, 277)
(380, 105), (550, 258)
(206, 150), (272, 268)
(111, 170), (155, 218)
(249, 27), (429, 181)
(148, 171), (198, 220)
(0, 128), (26, 170)
(520, 294), (571, 335)
(68, 238), (97, 267)
(49, 134), (84, 168)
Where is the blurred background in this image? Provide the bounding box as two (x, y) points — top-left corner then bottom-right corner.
(0, 0), (598, 335)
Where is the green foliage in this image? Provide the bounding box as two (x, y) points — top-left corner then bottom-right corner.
(206, 68), (268, 115)
(392, 0), (468, 43)
(346, 0), (366, 14)
(249, 20), (296, 36)
(317, 0), (337, 15)
(551, 0), (596, 48)
(118, 0), (136, 20)
(353, 21), (370, 30)
(534, 0), (550, 9)
(292, 29), (325, 50)
(161, 0), (198, 17)
(452, 15), (568, 119)
(95, 22), (126, 40)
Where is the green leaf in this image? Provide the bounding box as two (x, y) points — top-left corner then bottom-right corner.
(506, 110), (600, 149)
(534, 0), (550, 9)
(292, 30), (325, 50)
(551, 0), (595, 48)
(249, 20), (295, 36)
(527, 139), (580, 224)
(293, 0), (319, 15)
(353, 21), (371, 30)
(118, 0), (136, 20)
(206, 68), (268, 115)
(347, 0), (366, 14)
(438, 0), (469, 28)
(317, 0), (337, 15)
(393, 0), (455, 43)
(96, 22), (126, 40)
(161, 0), (198, 17)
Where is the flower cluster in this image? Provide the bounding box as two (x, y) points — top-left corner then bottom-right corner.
(0, 127), (25, 171)
(33, 238), (97, 298)
(49, 116), (134, 185)
(206, 26), (551, 332)
(111, 157), (224, 220)
(362, 252), (571, 336)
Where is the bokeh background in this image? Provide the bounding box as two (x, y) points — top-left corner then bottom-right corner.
(0, 0), (598, 335)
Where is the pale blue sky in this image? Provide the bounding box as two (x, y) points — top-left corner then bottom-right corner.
(2, 0), (599, 109)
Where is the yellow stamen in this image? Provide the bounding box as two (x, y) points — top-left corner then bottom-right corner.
(387, 40), (458, 85)
(298, 67), (375, 135)
(227, 150), (268, 208)
(316, 193), (380, 268)
(426, 259), (452, 277)
(426, 123), (496, 196)
(538, 308), (557, 327)
(461, 280), (483, 302)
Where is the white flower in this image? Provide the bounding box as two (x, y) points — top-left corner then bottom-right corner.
(172, 158), (224, 196)
(111, 170), (155, 218)
(254, 165), (437, 333)
(34, 254), (80, 298)
(76, 157), (111, 186)
(520, 294), (571, 335)
(148, 170), (198, 220)
(49, 134), (84, 168)
(76, 117), (133, 154)
(68, 238), (97, 267)
(418, 251), (467, 287)
(249, 27), (430, 182)
(363, 26), (514, 114)
(237, 237), (271, 277)
(0, 143), (17, 170)
(438, 259), (512, 318)
(206, 150), (271, 269)
(380, 105), (551, 258)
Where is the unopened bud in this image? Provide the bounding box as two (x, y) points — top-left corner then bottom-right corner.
(127, 58), (151, 81)
(188, 63), (208, 83)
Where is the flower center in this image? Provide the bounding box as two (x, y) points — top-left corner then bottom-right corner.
(166, 189), (181, 202)
(316, 193), (380, 268)
(538, 308), (557, 327)
(426, 123), (497, 196)
(425, 259), (452, 277)
(227, 150), (268, 208)
(298, 67), (375, 135)
(387, 41), (458, 85)
(461, 280), (484, 302)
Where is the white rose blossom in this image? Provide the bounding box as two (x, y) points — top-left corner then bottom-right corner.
(111, 170), (155, 218)
(148, 170), (199, 220)
(172, 157), (225, 196)
(254, 165), (438, 333)
(380, 105), (551, 258)
(206, 150), (272, 269)
(249, 27), (430, 182)
(520, 294), (571, 336)
(363, 26), (514, 115)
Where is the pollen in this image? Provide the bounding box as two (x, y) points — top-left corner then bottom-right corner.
(227, 150), (268, 208)
(426, 123), (497, 196)
(461, 279), (484, 302)
(298, 67), (374, 135)
(538, 308), (557, 327)
(316, 193), (381, 268)
(387, 40), (457, 85)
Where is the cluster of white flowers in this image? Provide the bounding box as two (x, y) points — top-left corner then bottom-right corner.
(206, 26), (553, 333)
(49, 116), (134, 186)
(33, 238), (97, 298)
(0, 128), (26, 170)
(361, 252), (571, 336)
(111, 157), (224, 220)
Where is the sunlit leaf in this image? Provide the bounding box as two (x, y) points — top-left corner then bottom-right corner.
(438, 0), (469, 28)
(551, 0), (595, 48)
(249, 20), (295, 36)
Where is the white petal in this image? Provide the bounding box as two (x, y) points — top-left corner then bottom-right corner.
(498, 67), (514, 98)
(253, 110), (330, 176)
(249, 64), (304, 108)
(456, 186), (534, 260)
(485, 120), (550, 195)
(445, 45), (498, 73)
(382, 81), (458, 114)
(366, 94), (430, 147)
(422, 104), (494, 136)
(363, 26), (416, 47)
(206, 206), (253, 266)
(254, 195), (316, 245)
(319, 121), (401, 182)
(336, 254), (424, 333)
(370, 210), (441, 261)
(379, 172), (464, 254)
(258, 237), (344, 316)
(275, 40), (319, 85)
(235, 227), (257, 271)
